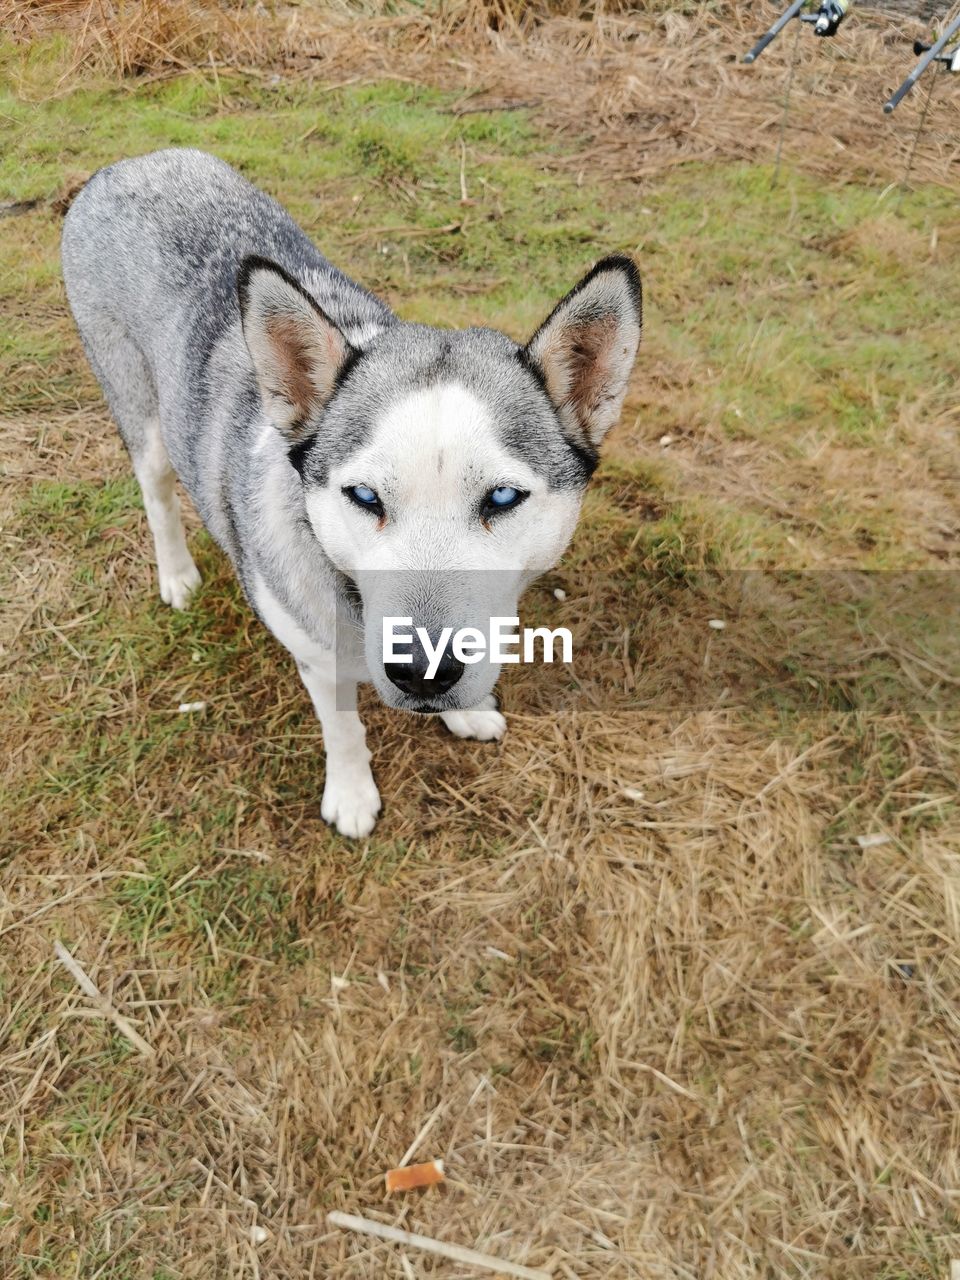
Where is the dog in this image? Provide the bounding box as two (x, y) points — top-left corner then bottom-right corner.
(62, 149), (641, 837)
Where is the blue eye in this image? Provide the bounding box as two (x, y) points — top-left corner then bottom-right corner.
(344, 484), (384, 515)
(490, 486), (518, 507)
(482, 486), (528, 519)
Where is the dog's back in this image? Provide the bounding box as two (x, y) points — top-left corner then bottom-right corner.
(62, 149), (386, 501)
(62, 149), (389, 607)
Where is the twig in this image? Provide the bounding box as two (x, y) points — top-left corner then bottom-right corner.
(341, 222), (461, 245)
(398, 1098), (446, 1167)
(442, 99), (540, 116)
(327, 1212), (553, 1280)
(207, 51), (223, 113)
(459, 137), (469, 203)
(0, 199), (42, 218)
(53, 940), (155, 1057)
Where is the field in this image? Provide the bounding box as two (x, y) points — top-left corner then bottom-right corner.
(2, 2), (960, 1277)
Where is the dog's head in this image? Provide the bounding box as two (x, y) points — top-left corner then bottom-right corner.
(238, 255), (641, 712)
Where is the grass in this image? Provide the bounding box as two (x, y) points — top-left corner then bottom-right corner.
(2, 6), (960, 1279)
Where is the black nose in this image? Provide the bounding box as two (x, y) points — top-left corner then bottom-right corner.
(384, 634), (464, 699)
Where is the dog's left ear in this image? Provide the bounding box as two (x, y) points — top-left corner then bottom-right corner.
(522, 255), (641, 449)
(238, 256), (355, 441)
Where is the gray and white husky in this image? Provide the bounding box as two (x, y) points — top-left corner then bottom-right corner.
(62, 149), (641, 837)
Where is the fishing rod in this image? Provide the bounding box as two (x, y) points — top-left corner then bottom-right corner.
(743, 2), (855, 183)
(743, 1), (854, 64)
(884, 12), (960, 113)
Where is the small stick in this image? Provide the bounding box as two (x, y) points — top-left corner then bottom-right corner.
(459, 138), (469, 203)
(398, 1098), (446, 1168)
(53, 940), (155, 1057)
(327, 1211), (553, 1280)
(207, 52), (223, 113)
(342, 222), (461, 245)
(442, 99), (540, 116)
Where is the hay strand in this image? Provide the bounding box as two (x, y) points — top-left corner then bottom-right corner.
(53, 939), (155, 1057)
(327, 1210), (554, 1279)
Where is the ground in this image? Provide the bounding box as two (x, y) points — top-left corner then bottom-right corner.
(1, 3), (959, 1278)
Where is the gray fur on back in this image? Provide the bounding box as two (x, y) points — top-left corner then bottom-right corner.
(62, 149), (392, 639)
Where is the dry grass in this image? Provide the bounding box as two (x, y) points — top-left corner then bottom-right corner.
(3, 415), (959, 1279)
(2, 3), (960, 1278)
(4, 0), (960, 186)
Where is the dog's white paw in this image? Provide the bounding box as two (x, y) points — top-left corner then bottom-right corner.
(321, 770), (382, 839)
(440, 694), (507, 742)
(159, 559), (201, 611)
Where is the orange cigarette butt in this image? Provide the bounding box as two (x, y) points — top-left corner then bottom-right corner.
(385, 1159), (445, 1193)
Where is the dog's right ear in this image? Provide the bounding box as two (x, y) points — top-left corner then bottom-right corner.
(238, 256), (355, 441)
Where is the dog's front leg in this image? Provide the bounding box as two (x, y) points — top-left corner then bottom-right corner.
(297, 656), (381, 839)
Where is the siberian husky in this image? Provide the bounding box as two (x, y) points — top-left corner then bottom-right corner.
(62, 149), (641, 837)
